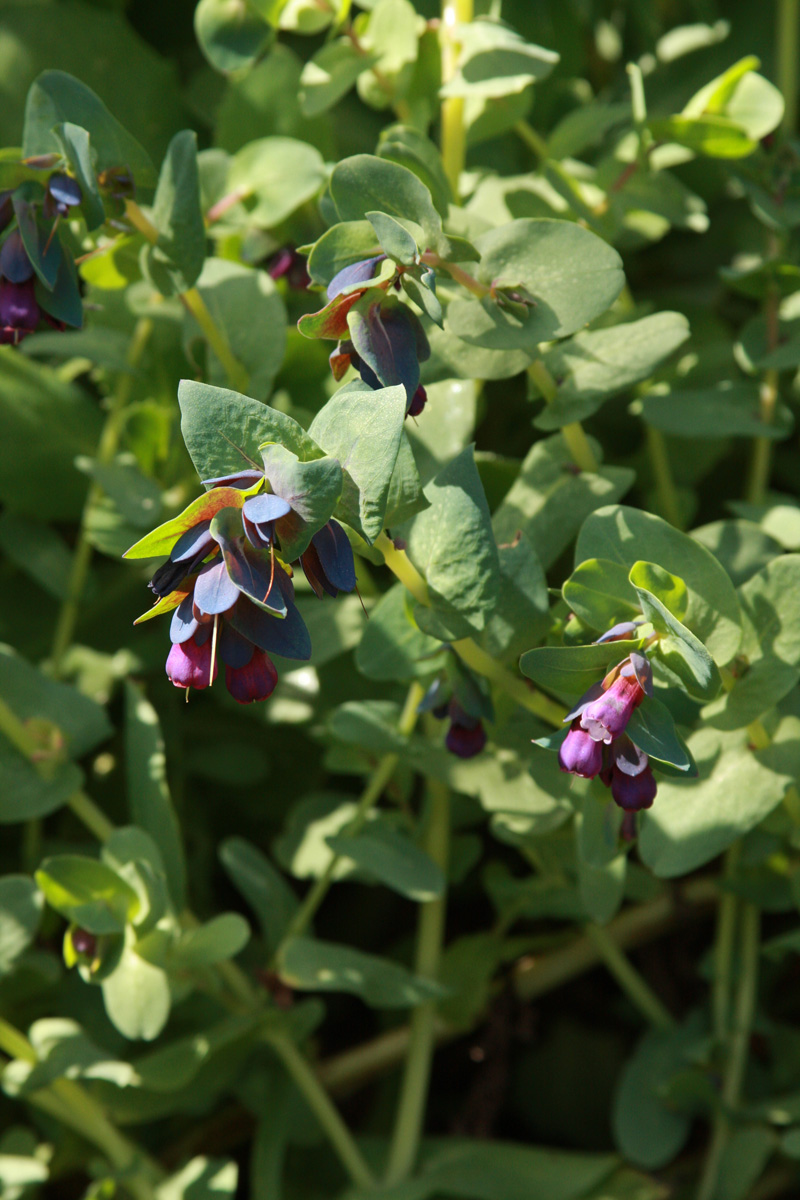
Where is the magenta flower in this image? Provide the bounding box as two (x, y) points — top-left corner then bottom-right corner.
(225, 649), (279, 704)
(610, 760), (657, 811)
(580, 671), (645, 744)
(558, 719), (604, 778)
(166, 634), (217, 690)
(446, 717), (486, 759)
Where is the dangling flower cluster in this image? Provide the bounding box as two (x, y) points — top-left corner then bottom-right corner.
(558, 625), (657, 815)
(126, 465), (357, 705)
(419, 659), (494, 760)
(299, 252), (430, 418)
(0, 165), (86, 344)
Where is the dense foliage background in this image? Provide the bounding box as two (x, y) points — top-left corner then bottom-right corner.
(1, 1), (800, 1198)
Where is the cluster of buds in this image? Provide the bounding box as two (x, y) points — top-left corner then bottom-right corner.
(126, 464), (356, 705)
(300, 252), (430, 418)
(419, 660), (493, 759)
(558, 623), (657, 818)
(0, 169), (83, 344)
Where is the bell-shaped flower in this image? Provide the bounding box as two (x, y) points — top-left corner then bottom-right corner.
(445, 704), (487, 759)
(166, 632), (217, 690)
(225, 648), (279, 704)
(0, 278), (40, 344)
(299, 520), (356, 598)
(604, 736), (657, 811)
(580, 665), (645, 744)
(347, 294), (430, 413)
(558, 719), (604, 778)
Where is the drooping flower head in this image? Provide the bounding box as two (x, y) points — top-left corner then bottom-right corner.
(419, 657), (493, 760)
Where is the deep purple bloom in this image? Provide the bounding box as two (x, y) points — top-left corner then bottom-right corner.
(610, 760), (657, 811)
(0, 278), (40, 344)
(446, 717), (487, 759)
(327, 256), (386, 301)
(580, 671), (645, 744)
(166, 633), (217, 690)
(266, 246), (310, 290)
(71, 928), (97, 957)
(299, 520), (356, 598)
(559, 719), (604, 778)
(225, 648), (279, 704)
(407, 384), (427, 418)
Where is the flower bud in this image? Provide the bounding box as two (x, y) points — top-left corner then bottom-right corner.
(558, 719), (604, 778)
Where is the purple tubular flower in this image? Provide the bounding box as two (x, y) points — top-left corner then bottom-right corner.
(0, 278), (40, 343)
(225, 649), (279, 703)
(611, 761), (657, 811)
(327, 255), (386, 301)
(407, 385), (427, 418)
(166, 633), (217, 690)
(445, 700), (486, 759)
(594, 621), (639, 645)
(580, 672), (645, 744)
(0, 231), (34, 283)
(558, 719), (604, 778)
(300, 520), (356, 598)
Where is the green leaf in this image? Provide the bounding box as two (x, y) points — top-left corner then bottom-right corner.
(219, 837), (299, 953)
(330, 154), (443, 250)
(546, 100), (631, 160)
(356, 583), (444, 681)
(613, 1026), (695, 1169)
(308, 382), (407, 543)
(179, 379), (319, 484)
(639, 725), (796, 876)
(648, 115), (756, 158)
(260, 443), (342, 559)
(683, 57), (783, 140)
(124, 682), (186, 911)
(701, 657), (799, 731)
(0, 647), (111, 759)
(0, 742), (82, 825)
(535, 313), (690, 430)
(575, 505), (742, 666)
(405, 446), (500, 633)
(479, 532), (550, 661)
(76, 454), (162, 530)
(629, 561), (688, 622)
(156, 1157), (238, 1200)
(53, 122), (105, 230)
(0, 876), (42, 974)
(378, 123), (452, 219)
(633, 583), (721, 702)
(141, 130), (205, 296)
(627, 699), (696, 773)
(195, 0), (271, 73)
(299, 39), (373, 117)
(102, 930), (170, 1041)
(22, 69), (156, 195)
(440, 21), (558, 99)
(170, 913), (250, 968)
(184, 258), (287, 400)
(0, 513), (74, 601)
(35, 855), (139, 934)
(306, 220), (382, 287)
(277, 936), (445, 1007)
(367, 210), (418, 265)
(492, 434), (635, 570)
(640, 383), (793, 440)
(446, 219), (624, 353)
(384, 431), (429, 528)
(326, 824), (445, 901)
(563, 558), (641, 632)
(520, 640), (641, 696)
(227, 137), (326, 227)
(401, 1139), (617, 1200)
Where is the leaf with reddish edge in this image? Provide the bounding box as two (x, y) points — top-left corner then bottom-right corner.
(210, 507), (288, 618)
(124, 487), (255, 559)
(229, 580), (312, 661)
(133, 575), (199, 625)
(298, 289), (363, 341)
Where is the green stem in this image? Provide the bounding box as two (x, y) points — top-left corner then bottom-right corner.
(514, 119), (548, 160)
(746, 368), (779, 506)
(273, 680), (427, 957)
(646, 426), (684, 529)
(373, 533), (566, 728)
(266, 1032), (376, 1190)
(778, 0), (799, 134)
(385, 777), (450, 1183)
(584, 922), (674, 1030)
(439, 0), (473, 198)
(696, 902), (761, 1200)
(69, 790), (115, 843)
(125, 199), (249, 394)
(50, 318), (154, 677)
(712, 844), (742, 1044)
(528, 359), (599, 473)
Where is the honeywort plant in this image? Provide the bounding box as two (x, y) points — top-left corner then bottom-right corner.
(1, 0), (800, 1197)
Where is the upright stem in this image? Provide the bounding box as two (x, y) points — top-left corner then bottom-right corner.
(778, 0), (800, 134)
(385, 778), (450, 1183)
(273, 681), (426, 957)
(712, 844), (741, 1044)
(528, 359), (600, 473)
(440, 0), (473, 198)
(266, 1033), (376, 1190)
(584, 923), (674, 1030)
(50, 318), (153, 676)
(696, 902), (761, 1200)
(646, 426), (684, 529)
